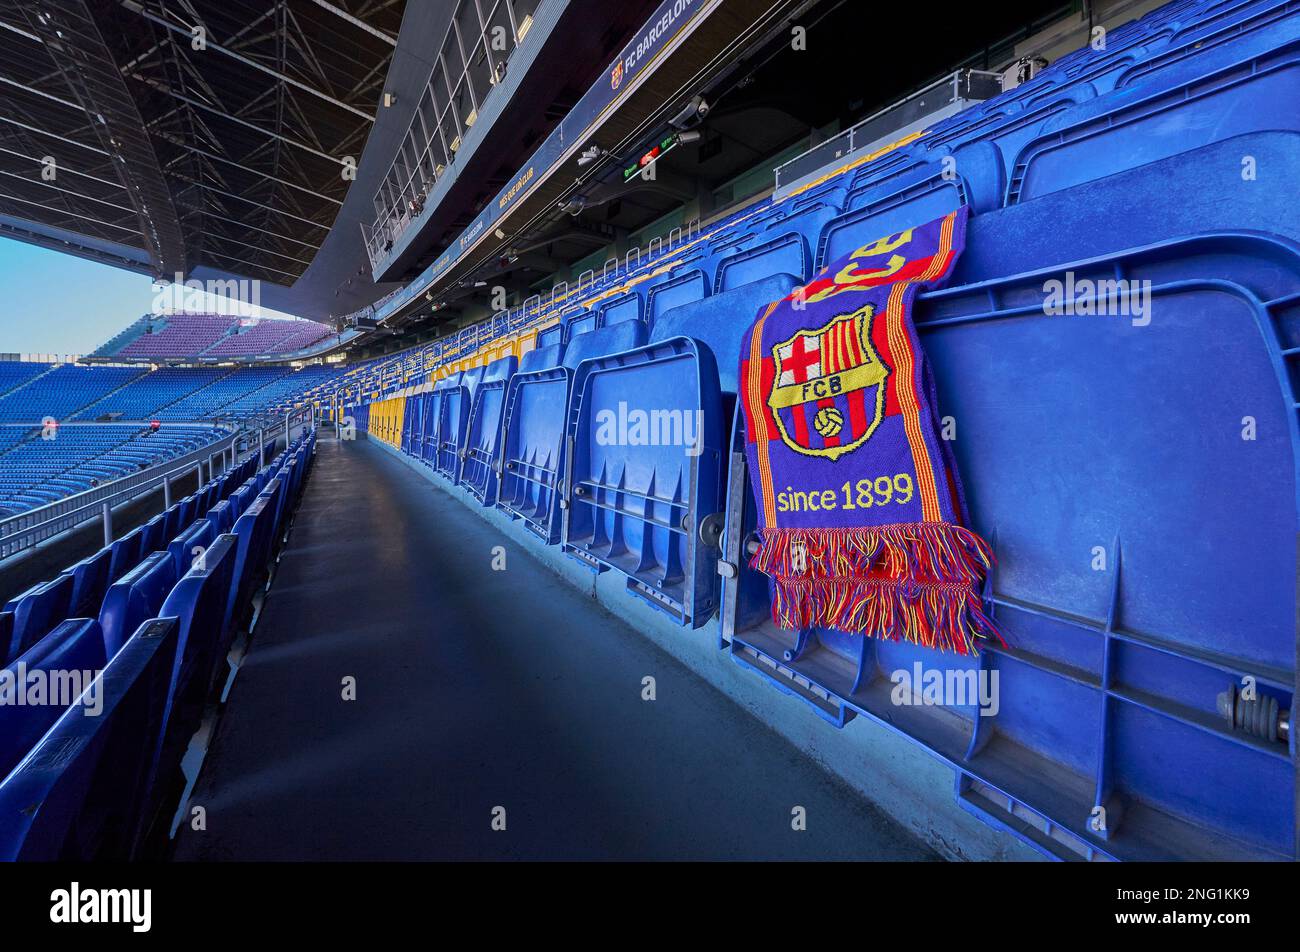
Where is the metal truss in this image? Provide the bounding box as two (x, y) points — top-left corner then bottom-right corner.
(0, 0), (402, 287)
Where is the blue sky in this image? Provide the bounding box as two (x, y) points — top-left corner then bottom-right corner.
(0, 236), (301, 357)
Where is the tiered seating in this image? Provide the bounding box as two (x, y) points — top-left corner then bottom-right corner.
(0, 429), (316, 859)
(345, 0), (1300, 862)
(0, 424), (222, 514)
(117, 314), (238, 360)
(202, 320), (331, 358)
(0, 365), (144, 423)
(73, 368), (229, 421)
(159, 367), (290, 419)
(87, 314), (154, 359)
(216, 366), (340, 419)
(0, 361), (50, 398)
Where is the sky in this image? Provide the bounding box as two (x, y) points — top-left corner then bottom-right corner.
(0, 236), (303, 358)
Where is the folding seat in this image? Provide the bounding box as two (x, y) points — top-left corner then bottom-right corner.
(61, 545), (114, 617)
(0, 619), (107, 781)
(204, 498), (235, 535)
(595, 290), (646, 327)
(715, 231), (812, 293)
(138, 534), (238, 850)
(562, 307), (597, 340)
(822, 144), (1005, 270)
(226, 490), (278, 635)
(705, 232), (760, 262)
(535, 323), (564, 349)
(0, 617), (180, 861)
(461, 356), (520, 506)
(719, 146), (1300, 861)
(2, 574), (75, 665)
(160, 503), (181, 542)
(646, 270), (711, 328)
(418, 391), (437, 459)
(421, 374), (459, 467)
(404, 391), (426, 460)
(562, 273), (799, 628)
(1007, 20), (1300, 205)
(98, 551), (178, 659)
(167, 519), (216, 578)
(227, 484), (253, 522)
(260, 468), (292, 543)
(498, 321), (648, 543)
(140, 513), (166, 555)
(106, 525), (145, 582)
(436, 365), (486, 483)
(175, 494), (197, 529)
(789, 184), (847, 213)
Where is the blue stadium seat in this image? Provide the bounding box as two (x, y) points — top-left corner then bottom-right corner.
(142, 534), (239, 843)
(498, 321), (648, 543)
(422, 374), (459, 468)
(227, 484), (253, 521)
(140, 513), (166, 555)
(520, 342), (565, 373)
(646, 269), (710, 327)
(1008, 24), (1300, 204)
(0, 619), (107, 781)
(98, 551), (178, 659)
(107, 525), (145, 582)
(595, 290), (646, 327)
(167, 519), (216, 578)
(562, 273), (798, 627)
(536, 323), (564, 349)
(715, 231), (812, 292)
(61, 545), (114, 617)
(462, 355), (518, 506)
(404, 390), (426, 460)
(563, 307), (598, 340)
(2, 574), (75, 664)
(204, 498), (235, 535)
(436, 365), (485, 482)
(175, 494), (197, 529)
(0, 617), (180, 860)
(226, 490), (279, 635)
(720, 152), (1300, 859)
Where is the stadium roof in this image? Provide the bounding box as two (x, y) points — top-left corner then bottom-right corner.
(0, 0), (406, 320)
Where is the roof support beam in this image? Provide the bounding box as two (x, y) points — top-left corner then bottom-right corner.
(151, 130), (343, 205)
(307, 0), (397, 46)
(119, 0), (375, 121)
(125, 71), (350, 167)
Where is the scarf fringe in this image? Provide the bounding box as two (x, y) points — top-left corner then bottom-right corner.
(769, 577), (1004, 656)
(750, 522), (995, 584)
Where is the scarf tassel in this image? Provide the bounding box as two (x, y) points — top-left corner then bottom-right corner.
(769, 577), (1003, 656)
(751, 522), (995, 584)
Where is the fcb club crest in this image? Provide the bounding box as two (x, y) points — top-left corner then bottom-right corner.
(767, 303), (888, 461)
(611, 61), (624, 90)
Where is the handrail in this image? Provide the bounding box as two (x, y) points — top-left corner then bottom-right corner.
(0, 407), (313, 561)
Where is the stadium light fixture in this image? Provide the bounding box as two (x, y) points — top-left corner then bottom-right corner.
(577, 145), (606, 167)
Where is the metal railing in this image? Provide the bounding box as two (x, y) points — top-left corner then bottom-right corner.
(0, 408), (314, 561)
(773, 69), (1004, 191)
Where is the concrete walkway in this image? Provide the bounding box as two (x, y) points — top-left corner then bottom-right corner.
(172, 437), (937, 861)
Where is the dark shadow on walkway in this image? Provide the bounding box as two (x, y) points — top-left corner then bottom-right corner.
(171, 437), (938, 861)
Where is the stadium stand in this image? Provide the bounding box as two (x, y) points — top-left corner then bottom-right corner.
(0, 424), (223, 515)
(0, 0), (1295, 871)
(0, 430), (316, 858)
(198, 320), (332, 359)
(73, 367), (229, 421)
(335, 0), (1300, 862)
(0, 365), (144, 423)
(117, 314), (237, 360)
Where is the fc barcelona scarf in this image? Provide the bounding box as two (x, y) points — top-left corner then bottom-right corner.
(738, 208), (1003, 655)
